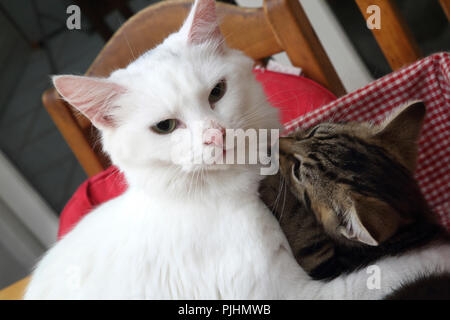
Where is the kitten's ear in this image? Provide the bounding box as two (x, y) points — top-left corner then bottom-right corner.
(339, 192), (407, 246)
(374, 101), (426, 172)
(180, 0), (224, 47)
(53, 75), (126, 130)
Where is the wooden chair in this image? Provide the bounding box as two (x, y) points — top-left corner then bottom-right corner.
(1, 0), (448, 299)
(355, 0), (449, 70)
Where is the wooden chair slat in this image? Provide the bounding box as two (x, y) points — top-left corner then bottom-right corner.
(439, 0), (450, 21)
(0, 277), (30, 300)
(86, 0), (283, 77)
(264, 0), (346, 97)
(355, 0), (422, 71)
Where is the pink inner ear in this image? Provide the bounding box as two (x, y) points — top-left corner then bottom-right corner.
(53, 75), (126, 128)
(188, 0), (223, 46)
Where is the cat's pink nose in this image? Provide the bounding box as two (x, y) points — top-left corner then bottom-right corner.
(203, 122), (225, 148)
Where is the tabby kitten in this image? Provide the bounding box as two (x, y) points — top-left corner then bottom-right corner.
(260, 101), (449, 280)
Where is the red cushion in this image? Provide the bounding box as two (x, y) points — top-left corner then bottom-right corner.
(58, 69), (337, 238)
(58, 167), (127, 238)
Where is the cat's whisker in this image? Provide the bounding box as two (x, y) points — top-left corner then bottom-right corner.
(187, 168), (196, 199)
(279, 175), (288, 224)
(234, 107), (277, 128)
(237, 110), (274, 124)
(277, 176), (286, 222)
(272, 173), (285, 218)
(194, 167), (201, 195)
(199, 167), (205, 199)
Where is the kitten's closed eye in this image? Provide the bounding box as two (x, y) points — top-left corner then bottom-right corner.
(209, 79), (226, 107)
(305, 126), (319, 139)
(292, 156), (301, 181)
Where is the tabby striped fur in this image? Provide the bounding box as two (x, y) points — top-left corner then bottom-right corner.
(260, 101), (449, 280)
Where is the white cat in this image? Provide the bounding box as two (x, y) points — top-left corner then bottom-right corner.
(25, 0), (450, 299)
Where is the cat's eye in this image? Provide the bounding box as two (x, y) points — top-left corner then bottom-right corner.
(292, 157), (301, 181)
(151, 119), (178, 134)
(208, 79), (226, 106)
(305, 126), (320, 139)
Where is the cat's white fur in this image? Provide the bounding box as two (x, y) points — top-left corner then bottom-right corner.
(25, 0), (450, 299)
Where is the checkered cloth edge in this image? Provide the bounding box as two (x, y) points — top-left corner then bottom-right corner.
(284, 53), (450, 230)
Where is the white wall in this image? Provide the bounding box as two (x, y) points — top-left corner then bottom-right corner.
(0, 151), (57, 288)
(0, 151), (58, 248)
(0, 197), (44, 288)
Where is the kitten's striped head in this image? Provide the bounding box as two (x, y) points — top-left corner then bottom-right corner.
(279, 101), (430, 247)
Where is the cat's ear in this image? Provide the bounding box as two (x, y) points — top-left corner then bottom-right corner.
(339, 192), (407, 246)
(374, 101), (426, 172)
(180, 0), (224, 47)
(53, 75), (126, 130)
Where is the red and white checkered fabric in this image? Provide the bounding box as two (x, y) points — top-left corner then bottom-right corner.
(284, 52), (450, 230)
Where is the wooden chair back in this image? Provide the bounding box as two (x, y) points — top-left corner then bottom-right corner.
(355, 0), (449, 70)
(42, 0), (345, 177)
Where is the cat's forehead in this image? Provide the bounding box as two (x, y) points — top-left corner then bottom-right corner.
(112, 46), (230, 106)
(123, 41), (227, 80)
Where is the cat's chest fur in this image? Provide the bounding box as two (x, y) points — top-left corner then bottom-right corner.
(25, 187), (293, 299)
